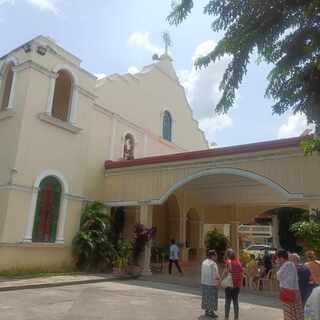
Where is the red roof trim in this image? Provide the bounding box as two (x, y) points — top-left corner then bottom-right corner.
(105, 135), (312, 170)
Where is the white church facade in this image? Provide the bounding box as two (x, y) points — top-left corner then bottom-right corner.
(0, 36), (207, 270)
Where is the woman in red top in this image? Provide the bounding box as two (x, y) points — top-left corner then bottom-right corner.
(222, 249), (243, 320)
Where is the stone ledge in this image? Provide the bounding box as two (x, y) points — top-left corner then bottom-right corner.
(38, 112), (82, 134)
(0, 273), (134, 292)
(0, 242), (68, 248)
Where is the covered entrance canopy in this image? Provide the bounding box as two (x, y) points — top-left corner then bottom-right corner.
(104, 136), (320, 274)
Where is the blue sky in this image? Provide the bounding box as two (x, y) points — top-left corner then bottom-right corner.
(0, 0), (311, 147)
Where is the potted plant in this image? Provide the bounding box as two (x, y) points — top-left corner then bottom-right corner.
(112, 239), (131, 275)
(128, 223), (156, 275)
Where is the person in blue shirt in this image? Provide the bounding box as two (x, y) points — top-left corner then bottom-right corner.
(168, 239), (183, 275)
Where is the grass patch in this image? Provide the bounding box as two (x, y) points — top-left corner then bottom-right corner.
(0, 266), (79, 279)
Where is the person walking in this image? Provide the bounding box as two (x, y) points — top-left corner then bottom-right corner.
(305, 250), (320, 286)
(168, 239), (183, 275)
(276, 250), (303, 320)
(290, 253), (314, 307)
(201, 249), (220, 318)
(222, 249), (243, 320)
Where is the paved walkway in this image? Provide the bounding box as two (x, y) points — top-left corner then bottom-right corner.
(0, 279), (282, 320)
(0, 273), (123, 291)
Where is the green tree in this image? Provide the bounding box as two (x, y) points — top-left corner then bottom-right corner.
(72, 202), (116, 270)
(277, 207), (306, 253)
(168, 1), (320, 131)
(290, 218), (320, 256)
(205, 229), (229, 261)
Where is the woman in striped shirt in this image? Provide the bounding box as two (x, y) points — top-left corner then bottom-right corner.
(222, 249), (243, 320)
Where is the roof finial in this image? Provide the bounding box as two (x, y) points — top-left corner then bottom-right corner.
(162, 31), (172, 56)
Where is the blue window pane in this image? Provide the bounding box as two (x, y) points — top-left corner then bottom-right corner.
(163, 111), (172, 142)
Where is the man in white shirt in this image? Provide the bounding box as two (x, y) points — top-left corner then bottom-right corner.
(169, 239), (183, 275)
(201, 249), (220, 318)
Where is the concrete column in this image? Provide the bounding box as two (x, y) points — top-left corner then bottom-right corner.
(198, 215), (205, 261)
(230, 221), (240, 258)
(6, 69), (17, 110)
(139, 204), (153, 276)
(46, 73), (58, 115)
(69, 85), (79, 125)
(272, 214), (280, 248)
(179, 216), (189, 262)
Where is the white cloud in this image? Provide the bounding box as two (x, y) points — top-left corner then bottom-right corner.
(0, 0), (59, 14)
(278, 113), (314, 139)
(199, 115), (233, 146)
(128, 32), (162, 55)
(128, 66), (139, 74)
(178, 40), (232, 145)
(27, 0), (59, 14)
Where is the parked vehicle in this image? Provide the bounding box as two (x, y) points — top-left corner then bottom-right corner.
(243, 244), (276, 258)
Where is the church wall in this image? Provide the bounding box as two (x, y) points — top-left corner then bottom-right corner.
(0, 57), (30, 185)
(95, 62), (207, 154)
(0, 190), (10, 241)
(1, 188), (82, 244)
(0, 36), (209, 270)
(12, 67), (92, 199)
(0, 245), (72, 271)
(153, 204), (169, 247)
(83, 107), (113, 200)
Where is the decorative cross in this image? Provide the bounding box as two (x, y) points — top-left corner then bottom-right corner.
(162, 32), (172, 55)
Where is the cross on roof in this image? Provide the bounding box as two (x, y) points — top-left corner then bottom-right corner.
(162, 32), (172, 55)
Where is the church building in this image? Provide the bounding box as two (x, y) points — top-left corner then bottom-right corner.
(0, 36), (207, 271)
(1, 36), (320, 273)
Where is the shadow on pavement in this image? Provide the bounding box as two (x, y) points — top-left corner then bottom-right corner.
(110, 278), (281, 309)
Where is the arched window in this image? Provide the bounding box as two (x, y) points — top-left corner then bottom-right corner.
(162, 111), (172, 142)
(32, 176), (62, 243)
(0, 62), (14, 111)
(51, 70), (73, 122)
(123, 133), (135, 160)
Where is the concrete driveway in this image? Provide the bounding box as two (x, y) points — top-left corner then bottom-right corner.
(0, 279), (282, 320)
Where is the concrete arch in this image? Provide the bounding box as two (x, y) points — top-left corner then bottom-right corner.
(52, 64), (79, 86)
(158, 167), (297, 205)
(0, 56), (19, 74)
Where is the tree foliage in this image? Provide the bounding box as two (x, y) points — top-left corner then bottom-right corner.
(72, 202), (116, 270)
(290, 219), (320, 256)
(277, 207), (306, 253)
(301, 137), (320, 155)
(205, 228), (230, 261)
(168, 1), (320, 129)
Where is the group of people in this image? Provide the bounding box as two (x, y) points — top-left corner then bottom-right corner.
(200, 248), (320, 320)
(245, 250), (274, 289)
(277, 250), (320, 320)
(168, 240), (320, 320)
(201, 249), (243, 319)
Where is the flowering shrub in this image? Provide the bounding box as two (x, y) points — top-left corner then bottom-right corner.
(131, 223), (156, 265)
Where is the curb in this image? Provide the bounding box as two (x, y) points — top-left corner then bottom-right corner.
(0, 274), (138, 292)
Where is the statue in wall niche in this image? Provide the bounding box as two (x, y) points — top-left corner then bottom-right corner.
(123, 134), (135, 160)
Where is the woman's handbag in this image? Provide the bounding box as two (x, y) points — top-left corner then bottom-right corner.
(279, 288), (296, 304)
(221, 273), (233, 288)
